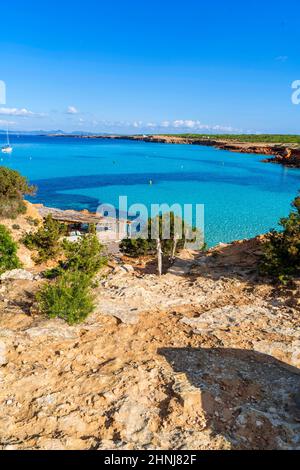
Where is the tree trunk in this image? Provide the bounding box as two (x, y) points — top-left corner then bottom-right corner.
(156, 238), (162, 276)
(171, 236), (178, 261)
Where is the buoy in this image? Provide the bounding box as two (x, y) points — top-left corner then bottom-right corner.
(149, 179), (153, 185)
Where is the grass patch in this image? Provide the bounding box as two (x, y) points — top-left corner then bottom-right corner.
(163, 134), (300, 144)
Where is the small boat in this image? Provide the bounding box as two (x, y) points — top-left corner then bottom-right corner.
(1, 145), (13, 154)
(1, 128), (13, 154)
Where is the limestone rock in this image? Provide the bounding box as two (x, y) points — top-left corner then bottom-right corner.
(0, 269), (34, 281)
(0, 236), (299, 450)
(0, 340), (7, 366)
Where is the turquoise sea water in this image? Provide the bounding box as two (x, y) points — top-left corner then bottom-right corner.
(2, 135), (300, 247)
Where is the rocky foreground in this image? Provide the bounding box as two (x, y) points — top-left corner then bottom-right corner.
(0, 236), (300, 450)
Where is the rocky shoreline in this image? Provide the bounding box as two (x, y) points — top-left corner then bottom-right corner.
(48, 134), (300, 168)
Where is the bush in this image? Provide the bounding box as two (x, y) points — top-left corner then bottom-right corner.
(23, 215), (66, 263)
(120, 212), (199, 258)
(0, 224), (21, 274)
(261, 194), (300, 282)
(0, 167), (35, 218)
(37, 232), (107, 324)
(37, 270), (94, 324)
(120, 237), (152, 257)
(62, 233), (107, 278)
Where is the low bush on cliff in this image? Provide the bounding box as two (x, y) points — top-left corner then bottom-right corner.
(37, 233), (107, 324)
(261, 194), (300, 282)
(44, 232), (107, 279)
(120, 212), (198, 258)
(62, 233), (107, 278)
(0, 224), (21, 274)
(120, 237), (153, 257)
(37, 271), (94, 324)
(120, 212), (203, 276)
(0, 167), (35, 218)
(23, 215), (67, 263)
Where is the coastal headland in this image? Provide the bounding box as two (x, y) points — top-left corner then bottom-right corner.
(47, 134), (300, 168)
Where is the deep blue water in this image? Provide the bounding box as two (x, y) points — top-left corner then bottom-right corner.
(2, 135), (300, 246)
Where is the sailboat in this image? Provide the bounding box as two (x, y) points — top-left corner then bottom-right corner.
(1, 128), (13, 154)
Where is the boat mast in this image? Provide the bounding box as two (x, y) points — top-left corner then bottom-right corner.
(6, 127), (10, 146)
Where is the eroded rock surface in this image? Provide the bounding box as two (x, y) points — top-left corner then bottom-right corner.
(0, 238), (299, 450)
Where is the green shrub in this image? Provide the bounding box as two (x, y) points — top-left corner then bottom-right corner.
(0, 224), (21, 274)
(37, 232), (106, 323)
(23, 215), (66, 263)
(42, 266), (62, 279)
(37, 270), (94, 324)
(62, 233), (107, 278)
(0, 167), (35, 218)
(120, 237), (152, 257)
(120, 212), (199, 258)
(261, 194), (300, 282)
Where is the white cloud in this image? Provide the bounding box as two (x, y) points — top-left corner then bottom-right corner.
(133, 120), (143, 128)
(67, 106), (79, 114)
(69, 118), (242, 134)
(0, 107), (43, 117)
(148, 119), (240, 133)
(0, 119), (16, 126)
(275, 55), (288, 62)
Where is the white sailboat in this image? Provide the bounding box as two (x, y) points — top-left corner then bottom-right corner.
(1, 128), (13, 154)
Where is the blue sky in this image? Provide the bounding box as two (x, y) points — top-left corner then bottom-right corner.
(0, 0), (300, 134)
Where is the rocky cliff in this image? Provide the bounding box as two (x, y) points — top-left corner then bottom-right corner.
(125, 135), (300, 167)
(0, 236), (299, 450)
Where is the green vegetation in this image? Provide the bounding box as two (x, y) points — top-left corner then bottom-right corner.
(37, 232), (106, 324)
(0, 166), (36, 218)
(120, 212), (201, 258)
(23, 215), (67, 263)
(261, 194), (300, 283)
(62, 234), (107, 278)
(36, 271), (94, 324)
(0, 224), (21, 274)
(165, 134), (300, 144)
(120, 237), (154, 257)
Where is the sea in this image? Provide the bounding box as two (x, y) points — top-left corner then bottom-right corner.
(2, 135), (300, 247)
